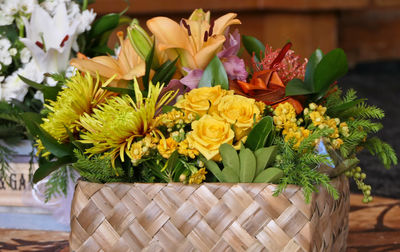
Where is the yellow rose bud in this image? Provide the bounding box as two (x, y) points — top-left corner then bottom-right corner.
(175, 86), (233, 116)
(187, 114), (234, 160)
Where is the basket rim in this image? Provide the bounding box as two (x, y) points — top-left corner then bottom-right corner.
(76, 174), (344, 189)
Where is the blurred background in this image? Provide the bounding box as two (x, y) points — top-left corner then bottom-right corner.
(88, 0), (400, 198)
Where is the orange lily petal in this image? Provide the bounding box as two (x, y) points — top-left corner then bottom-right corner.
(194, 35), (225, 69)
(213, 13), (241, 35)
(147, 17), (194, 55)
(70, 57), (121, 79)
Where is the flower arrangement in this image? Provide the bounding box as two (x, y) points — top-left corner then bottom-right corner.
(22, 9), (397, 204)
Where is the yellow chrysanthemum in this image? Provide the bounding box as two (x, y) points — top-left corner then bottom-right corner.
(189, 168), (207, 184)
(157, 137), (178, 158)
(79, 79), (176, 169)
(273, 102), (297, 130)
(37, 72), (115, 156)
(178, 138), (199, 159)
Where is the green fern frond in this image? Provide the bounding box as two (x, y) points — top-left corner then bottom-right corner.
(348, 119), (383, 134)
(72, 150), (125, 183)
(341, 102), (384, 120)
(274, 139), (339, 203)
(343, 89), (357, 103)
(44, 166), (68, 202)
(0, 145), (15, 186)
(364, 137), (398, 169)
(298, 128), (333, 153)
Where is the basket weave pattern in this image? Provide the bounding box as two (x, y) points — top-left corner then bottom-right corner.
(70, 175), (349, 252)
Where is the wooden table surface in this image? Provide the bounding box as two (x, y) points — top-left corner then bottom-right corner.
(0, 194), (399, 251)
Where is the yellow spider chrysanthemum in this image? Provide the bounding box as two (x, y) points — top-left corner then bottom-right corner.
(37, 72), (115, 156)
(79, 79), (176, 169)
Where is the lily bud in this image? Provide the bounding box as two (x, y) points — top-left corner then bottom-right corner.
(189, 9), (210, 23)
(127, 23), (159, 67)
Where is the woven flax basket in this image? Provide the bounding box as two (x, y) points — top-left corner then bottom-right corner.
(70, 175), (349, 252)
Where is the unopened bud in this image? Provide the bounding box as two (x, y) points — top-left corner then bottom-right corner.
(127, 23), (159, 68)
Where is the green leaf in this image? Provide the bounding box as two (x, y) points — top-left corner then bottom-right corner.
(254, 146), (278, 176)
(33, 156), (75, 183)
(102, 86), (135, 100)
(37, 126), (74, 158)
(21, 112), (43, 137)
(253, 167), (283, 183)
(88, 44), (114, 55)
(313, 48), (348, 99)
(242, 35), (265, 62)
(0, 24), (18, 42)
(304, 49), (324, 91)
(245, 116), (273, 151)
(219, 144), (240, 177)
(329, 99), (365, 115)
(22, 113), (73, 158)
(161, 105), (181, 113)
(164, 151), (179, 175)
(285, 78), (314, 97)
(143, 43), (155, 91)
(152, 58), (178, 85)
(202, 157), (225, 182)
(18, 75), (62, 101)
(90, 14), (120, 38)
(239, 148), (256, 182)
(198, 56), (228, 89)
(221, 167), (240, 183)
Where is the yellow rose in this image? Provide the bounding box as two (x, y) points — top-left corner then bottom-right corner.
(187, 114), (234, 160)
(175, 85), (233, 116)
(215, 95), (263, 140)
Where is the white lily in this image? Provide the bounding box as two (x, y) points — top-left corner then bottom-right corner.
(20, 3), (80, 76)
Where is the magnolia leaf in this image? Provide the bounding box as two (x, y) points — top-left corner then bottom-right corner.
(245, 116), (273, 151)
(219, 143), (240, 177)
(285, 78), (314, 97)
(202, 157), (225, 182)
(313, 48), (348, 99)
(239, 148), (256, 183)
(304, 49), (324, 91)
(253, 167), (283, 183)
(242, 35), (265, 62)
(198, 56), (229, 89)
(254, 146), (278, 176)
(33, 156), (75, 183)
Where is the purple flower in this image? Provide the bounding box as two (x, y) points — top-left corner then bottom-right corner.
(159, 68), (204, 106)
(218, 29), (241, 58)
(222, 55), (248, 81)
(180, 68), (204, 90)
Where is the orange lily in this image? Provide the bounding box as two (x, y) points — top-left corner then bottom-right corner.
(70, 32), (145, 88)
(147, 9), (240, 72)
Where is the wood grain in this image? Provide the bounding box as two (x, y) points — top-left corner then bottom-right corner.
(90, 0), (369, 15)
